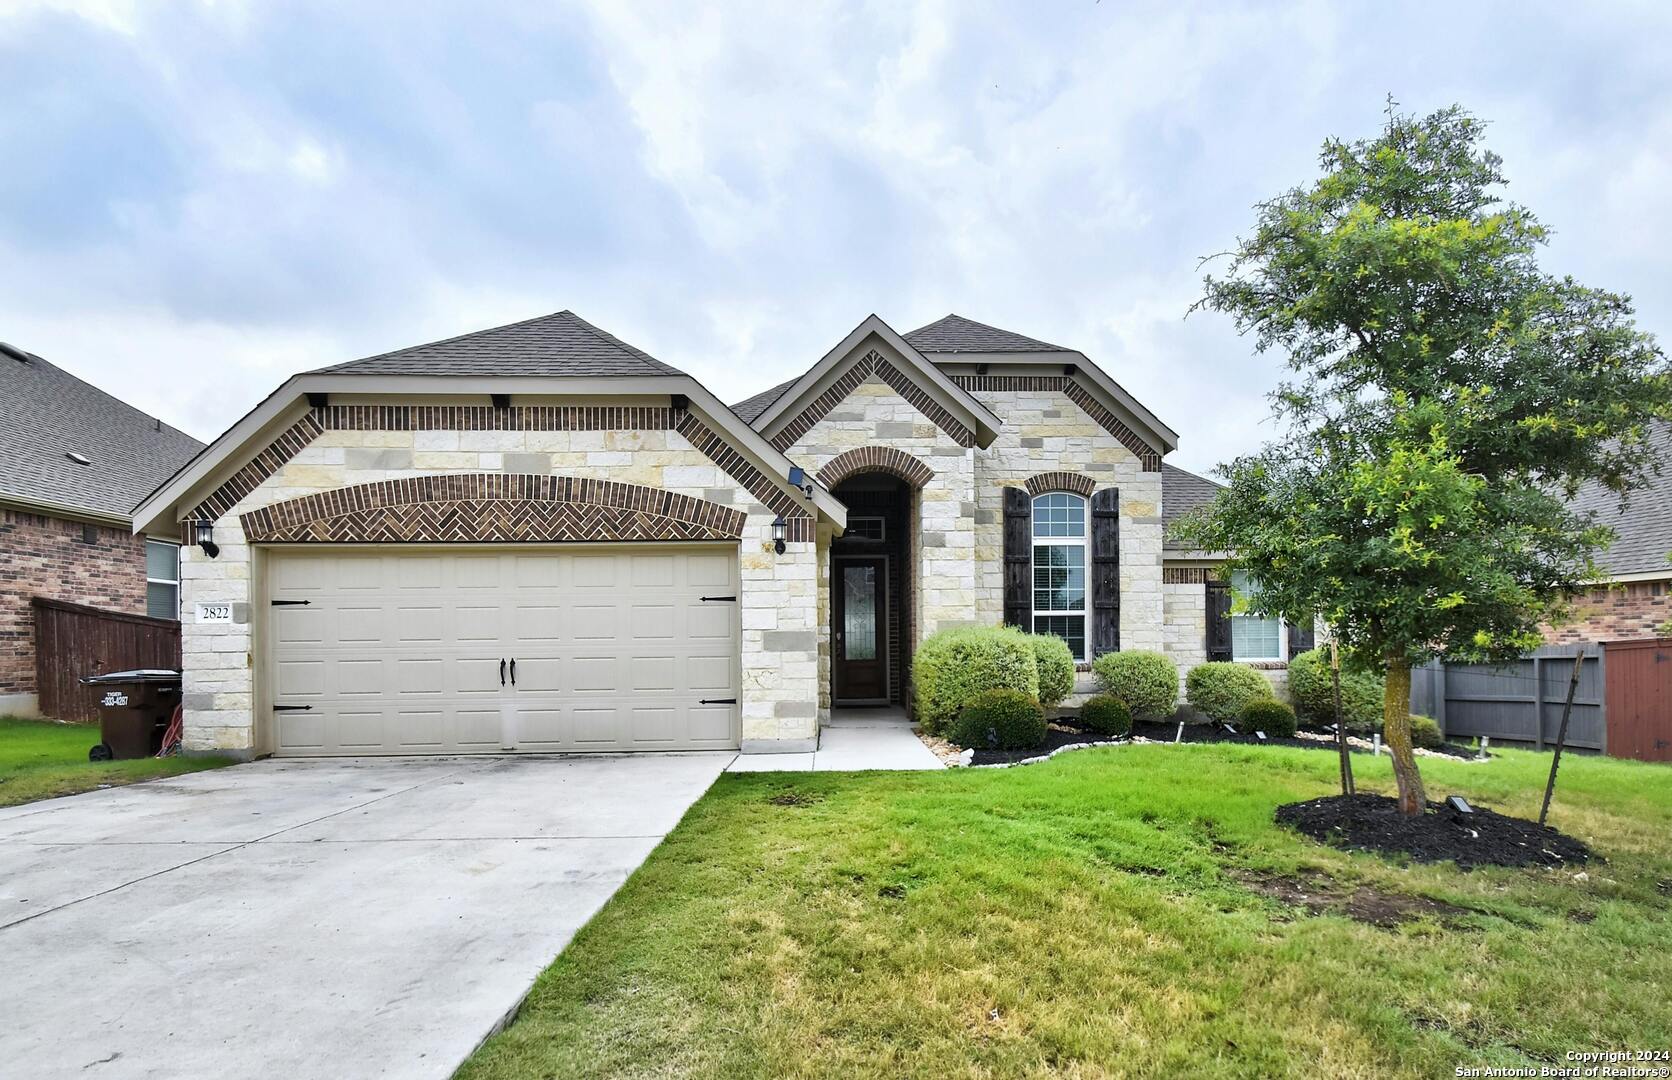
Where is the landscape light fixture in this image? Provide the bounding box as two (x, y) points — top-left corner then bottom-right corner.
(771, 516), (787, 555)
(1445, 795), (1474, 816)
(195, 521), (220, 560)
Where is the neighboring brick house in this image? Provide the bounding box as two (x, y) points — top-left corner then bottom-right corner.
(0, 341), (204, 717)
(132, 311), (1266, 759)
(1543, 420), (1672, 644)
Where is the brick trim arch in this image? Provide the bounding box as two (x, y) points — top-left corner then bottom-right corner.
(817, 447), (935, 490)
(1023, 472), (1095, 498)
(238, 474), (748, 543)
(771, 349), (977, 451)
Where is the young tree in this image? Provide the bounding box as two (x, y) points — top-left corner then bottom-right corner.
(1177, 103), (1669, 815)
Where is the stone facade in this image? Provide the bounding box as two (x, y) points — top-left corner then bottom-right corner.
(1543, 579), (1672, 644)
(1162, 578), (1207, 693)
(178, 406), (819, 755)
(0, 507), (154, 715)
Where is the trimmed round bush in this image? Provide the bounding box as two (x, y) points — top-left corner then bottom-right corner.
(1028, 633), (1076, 710)
(1287, 648), (1386, 733)
(1240, 698), (1297, 738)
(1090, 650), (1179, 718)
(950, 688), (1047, 751)
(1408, 714), (1443, 749)
(912, 625), (1040, 735)
(1186, 661), (1274, 722)
(1079, 694), (1132, 738)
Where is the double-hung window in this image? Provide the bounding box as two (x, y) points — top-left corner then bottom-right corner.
(145, 540), (180, 620)
(1229, 569), (1283, 661)
(1032, 492), (1088, 660)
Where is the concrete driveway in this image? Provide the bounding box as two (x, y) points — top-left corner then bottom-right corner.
(0, 753), (730, 1080)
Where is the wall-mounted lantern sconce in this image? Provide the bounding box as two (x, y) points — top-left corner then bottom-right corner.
(771, 516), (787, 555)
(195, 521), (220, 560)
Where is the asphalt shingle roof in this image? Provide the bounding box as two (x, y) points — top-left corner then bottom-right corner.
(1568, 420), (1672, 579)
(1162, 463), (1223, 551)
(731, 376), (800, 424)
(904, 314), (1068, 354)
(0, 344), (205, 520)
(317, 311), (685, 377)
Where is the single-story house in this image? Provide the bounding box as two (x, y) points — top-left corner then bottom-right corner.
(1543, 419), (1672, 644)
(132, 311), (1280, 758)
(0, 341), (205, 717)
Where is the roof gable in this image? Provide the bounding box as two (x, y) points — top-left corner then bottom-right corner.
(905, 314), (1068, 354)
(0, 345), (204, 521)
(318, 311), (683, 378)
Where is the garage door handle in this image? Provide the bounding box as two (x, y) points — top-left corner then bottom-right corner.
(500, 659), (506, 686)
(698, 698), (737, 705)
(510, 658), (516, 686)
(273, 704), (313, 712)
(700, 595), (737, 602)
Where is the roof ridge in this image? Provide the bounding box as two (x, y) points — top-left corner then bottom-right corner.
(556, 310), (663, 368)
(336, 310), (576, 369)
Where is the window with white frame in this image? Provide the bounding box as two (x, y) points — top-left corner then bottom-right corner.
(145, 540), (180, 621)
(1032, 492), (1087, 660)
(1230, 569), (1283, 661)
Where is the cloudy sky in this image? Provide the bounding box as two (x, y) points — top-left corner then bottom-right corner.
(2, 1), (1668, 474)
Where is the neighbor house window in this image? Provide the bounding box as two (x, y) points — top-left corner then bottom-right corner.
(1032, 492), (1087, 660)
(1230, 570), (1282, 661)
(146, 540), (180, 620)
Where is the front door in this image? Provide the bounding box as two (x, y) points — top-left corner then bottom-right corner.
(833, 556), (888, 703)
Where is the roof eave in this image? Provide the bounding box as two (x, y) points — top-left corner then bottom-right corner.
(131, 372), (847, 535)
(0, 493), (133, 530)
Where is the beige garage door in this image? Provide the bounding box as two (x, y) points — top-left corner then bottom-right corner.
(265, 547), (739, 756)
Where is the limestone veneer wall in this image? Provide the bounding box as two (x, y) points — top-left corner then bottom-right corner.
(965, 385), (1163, 653)
(179, 415), (819, 756)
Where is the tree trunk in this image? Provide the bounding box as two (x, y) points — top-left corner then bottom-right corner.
(1383, 655), (1427, 815)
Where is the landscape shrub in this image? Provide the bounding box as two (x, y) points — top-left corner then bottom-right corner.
(1287, 648), (1386, 733)
(950, 689), (1047, 751)
(1186, 661), (1274, 722)
(1240, 698), (1298, 738)
(1408, 715), (1444, 749)
(1090, 650), (1179, 717)
(912, 625), (1040, 735)
(1079, 694), (1133, 738)
(1027, 633), (1076, 709)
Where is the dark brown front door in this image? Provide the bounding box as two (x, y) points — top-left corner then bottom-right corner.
(833, 556), (888, 703)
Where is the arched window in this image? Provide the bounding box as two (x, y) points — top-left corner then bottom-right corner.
(1031, 492), (1088, 659)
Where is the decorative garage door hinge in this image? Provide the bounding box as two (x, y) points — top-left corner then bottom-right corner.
(272, 704), (313, 712)
(699, 595), (737, 602)
(271, 599), (311, 606)
(698, 698), (738, 705)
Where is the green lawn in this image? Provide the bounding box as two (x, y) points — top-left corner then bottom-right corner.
(460, 745), (1672, 1080)
(0, 716), (232, 808)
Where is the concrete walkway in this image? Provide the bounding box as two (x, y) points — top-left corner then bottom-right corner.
(0, 753), (730, 1080)
(727, 707), (944, 772)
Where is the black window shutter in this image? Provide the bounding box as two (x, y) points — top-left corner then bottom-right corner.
(1002, 487), (1032, 630)
(1205, 580), (1233, 662)
(1090, 488), (1120, 657)
(1286, 619), (1316, 656)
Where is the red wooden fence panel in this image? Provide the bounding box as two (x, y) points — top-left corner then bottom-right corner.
(31, 597), (182, 723)
(1604, 638), (1672, 763)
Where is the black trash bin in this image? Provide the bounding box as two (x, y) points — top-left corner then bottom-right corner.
(81, 669), (182, 761)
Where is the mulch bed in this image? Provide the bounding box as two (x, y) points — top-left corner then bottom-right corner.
(1275, 793), (1593, 870)
(964, 718), (1483, 767)
(967, 724), (1112, 766)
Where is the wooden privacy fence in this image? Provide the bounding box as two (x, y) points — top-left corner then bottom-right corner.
(1411, 639), (1672, 762)
(32, 597), (181, 723)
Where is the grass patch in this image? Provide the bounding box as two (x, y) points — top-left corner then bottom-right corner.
(460, 745), (1672, 1079)
(0, 716), (231, 808)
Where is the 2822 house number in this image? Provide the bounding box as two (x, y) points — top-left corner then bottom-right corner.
(196, 602), (233, 624)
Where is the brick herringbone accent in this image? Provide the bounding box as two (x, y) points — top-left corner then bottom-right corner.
(1162, 567), (1215, 584)
(240, 474), (748, 543)
(189, 410), (325, 523)
(188, 402), (818, 540)
(952, 374), (1163, 472)
(770, 350), (978, 451)
(1023, 471), (1095, 498)
(817, 447), (934, 489)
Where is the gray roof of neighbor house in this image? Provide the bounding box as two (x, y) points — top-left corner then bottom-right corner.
(1162, 463), (1223, 552)
(1569, 420), (1672, 579)
(904, 314), (1068, 354)
(316, 310), (684, 377)
(0, 343), (205, 521)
